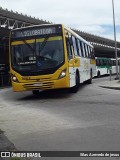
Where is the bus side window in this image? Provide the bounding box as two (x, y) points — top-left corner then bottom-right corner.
(100, 59), (103, 66)
(112, 60), (115, 66)
(72, 36), (78, 56)
(90, 48), (95, 59)
(106, 60), (108, 65)
(65, 33), (73, 60)
(77, 39), (82, 57)
(87, 46), (91, 58)
(81, 42), (86, 57)
(108, 60), (111, 66)
(96, 59), (99, 66)
(83, 43), (87, 57)
(103, 59), (106, 65)
(75, 38), (80, 56)
(110, 60), (112, 66)
(118, 60), (120, 65)
(79, 41), (84, 57)
(114, 60), (116, 66)
(84, 44), (89, 58)
(93, 49), (95, 59)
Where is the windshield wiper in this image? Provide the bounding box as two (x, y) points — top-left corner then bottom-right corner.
(38, 36), (49, 57)
(22, 39), (35, 53)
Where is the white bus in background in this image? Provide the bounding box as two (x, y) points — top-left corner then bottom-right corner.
(111, 58), (120, 74)
(111, 58), (116, 74)
(96, 57), (112, 77)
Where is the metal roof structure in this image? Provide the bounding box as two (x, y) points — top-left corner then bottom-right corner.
(0, 6), (120, 57)
(0, 7), (49, 29)
(73, 29), (120, 58)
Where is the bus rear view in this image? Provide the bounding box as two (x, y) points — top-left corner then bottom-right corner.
(10, 24), (69, 95)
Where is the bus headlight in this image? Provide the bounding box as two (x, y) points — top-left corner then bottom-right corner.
(11, 74), (19, 82)
(58, 69), (66, 79)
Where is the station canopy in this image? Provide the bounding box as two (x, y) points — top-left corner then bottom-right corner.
(0, 7), (120, 58)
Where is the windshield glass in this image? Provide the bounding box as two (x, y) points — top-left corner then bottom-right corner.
(11, 36), (64, 73)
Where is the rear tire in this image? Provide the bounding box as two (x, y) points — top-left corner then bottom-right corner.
(32, 90), (40, 96)
(97, 71), (100, 78)
(70, 74), (80, 93)
(86, 71), (92, 84)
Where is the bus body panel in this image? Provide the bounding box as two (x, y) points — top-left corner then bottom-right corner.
(68, 57), (96, 86)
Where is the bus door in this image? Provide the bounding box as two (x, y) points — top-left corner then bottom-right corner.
(65, 34), (76, 87)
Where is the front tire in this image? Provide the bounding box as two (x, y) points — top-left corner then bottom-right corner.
(70, 74), (80, 93)
(32, 90), (40, 96)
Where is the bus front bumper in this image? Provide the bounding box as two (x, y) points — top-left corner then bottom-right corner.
(12, 77), (69, 92)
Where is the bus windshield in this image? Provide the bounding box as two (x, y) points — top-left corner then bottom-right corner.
(11, 36), (64, 73)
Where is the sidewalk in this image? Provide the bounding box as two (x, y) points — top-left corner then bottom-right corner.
(99, 79), (120, 90)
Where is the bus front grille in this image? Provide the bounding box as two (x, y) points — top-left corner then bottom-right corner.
(23, 82), (54, 90)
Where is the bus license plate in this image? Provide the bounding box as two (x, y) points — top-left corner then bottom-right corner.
(33, 83), (42, 86)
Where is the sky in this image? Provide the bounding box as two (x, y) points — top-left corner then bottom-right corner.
(0, 0), (120, 41)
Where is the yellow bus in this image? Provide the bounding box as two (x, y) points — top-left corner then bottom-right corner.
(10, 24), (96, 95)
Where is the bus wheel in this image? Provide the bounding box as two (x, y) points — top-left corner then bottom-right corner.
(86, 71), (92, 84)
(70, 74), (80, 93)
(32, 90), (40, 96)
(97, 71), (100, 78)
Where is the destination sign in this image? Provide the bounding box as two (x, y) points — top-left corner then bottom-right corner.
(11, 26), (62, 38)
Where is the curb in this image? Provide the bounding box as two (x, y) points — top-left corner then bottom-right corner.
(100, 86), (120, 90)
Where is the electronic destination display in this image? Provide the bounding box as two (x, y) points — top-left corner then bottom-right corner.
(11, 25), (62, 38)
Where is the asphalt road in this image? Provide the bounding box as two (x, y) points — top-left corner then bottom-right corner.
(0, 76), (120, 160)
